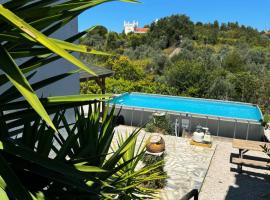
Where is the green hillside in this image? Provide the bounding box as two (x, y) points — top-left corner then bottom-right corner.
(80, 14), (270, 112)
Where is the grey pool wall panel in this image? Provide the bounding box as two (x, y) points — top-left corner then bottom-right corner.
(112, 106), (264, 141)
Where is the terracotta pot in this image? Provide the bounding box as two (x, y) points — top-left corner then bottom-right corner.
(146, 135), (165, 153)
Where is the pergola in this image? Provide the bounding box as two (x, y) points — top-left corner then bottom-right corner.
(80, 65), (115, 94)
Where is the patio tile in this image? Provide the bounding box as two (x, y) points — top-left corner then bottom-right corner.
(114, 125), (216, 199)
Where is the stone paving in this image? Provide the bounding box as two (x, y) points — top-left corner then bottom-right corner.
(114, 125), (216, 199)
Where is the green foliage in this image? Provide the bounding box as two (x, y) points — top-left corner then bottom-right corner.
(124, 45), (169, 74)
(80, 13), (270, 114)
(223, 50), (245, 72)
(264, 114), (270, 123)
(261, 144), (270, 160)
(145, 114), (173, 135)
(141, 153), (167, 189)
(262, 114), (270, 127)
(0, 102), (165, 199)
(126, 33), (147, 49)
(0, 0), (116, 130)
(81, 77), (177, 96)
(107, 55), (144, 80)
(112, 132), (166, 199)
(165, 60), (209, 97)
(207, 69), (235, 100)
(149, 14), (194, 47)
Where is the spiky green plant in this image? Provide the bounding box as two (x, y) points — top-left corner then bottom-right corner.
(111, 132), (167, 199)
(0, 102), (165, 199)
(0, 1), (110, 130)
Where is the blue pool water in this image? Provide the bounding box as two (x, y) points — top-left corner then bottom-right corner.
(110, 93), (262, 121)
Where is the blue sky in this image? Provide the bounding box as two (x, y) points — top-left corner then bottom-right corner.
(79, 0), (270, 32)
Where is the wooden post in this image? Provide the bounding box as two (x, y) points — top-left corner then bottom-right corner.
(101, 77), (106, 94)
(101, 77), (106, 114)
(96, 78), (106, 115)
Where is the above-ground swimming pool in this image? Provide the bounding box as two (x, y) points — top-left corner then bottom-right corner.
(110, 93), (264, 141)
(111, 93), (262, 122)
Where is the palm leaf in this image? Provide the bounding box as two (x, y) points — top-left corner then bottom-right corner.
(1, 140), (98, 184)
(0, 69), (80, 103)
(74, 163), (107, 173)
(0, 187), (9, 200)
(0, 25), (101, 87)
(51, 38), (110, 55)
(0, 153), (33, 200)
(0, 4), (96, 76)
(0, 45), (56, 131)
(46, 94), (112, 104)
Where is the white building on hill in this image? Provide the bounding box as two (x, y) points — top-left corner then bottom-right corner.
(124, 21), (149, 35)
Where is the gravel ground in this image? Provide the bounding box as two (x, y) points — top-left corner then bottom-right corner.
(200, 138), (270, 200)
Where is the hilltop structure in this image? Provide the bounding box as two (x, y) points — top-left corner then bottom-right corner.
(124, 21), (149, 34)
(265, 31), (270, 37)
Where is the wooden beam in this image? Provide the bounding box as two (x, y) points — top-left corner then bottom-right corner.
(101, 77), (106, 94)
(95, 78), (106, 94)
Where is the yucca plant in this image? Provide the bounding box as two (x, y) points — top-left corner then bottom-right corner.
(0, 0), (128, 129)
(1, 103), (165, 199)
(0, 0), (113, 198)
(70, 104), (166, 199)
(0, 1), (165, 199)
(110, 132), (167, 199)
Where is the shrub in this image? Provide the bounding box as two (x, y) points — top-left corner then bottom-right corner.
(145, 114), (173, 135)
(141, 153), (167, 189)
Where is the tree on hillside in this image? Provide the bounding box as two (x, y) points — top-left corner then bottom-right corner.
(81, 26), (107, 46)
(105, 31), (124, 50)
(107, 56), (144, 81)
(230, 72), (260, 103)
(149, 14), (194, 47)
(223, 50), (245, 72)
(164, 60), (208, 96)
(124, 45), (168, 74)
(90, 25), (108, 36)
(207, 69), (235, 100)
(213, 20), (219, 29)
(126, 33), (147, 49)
